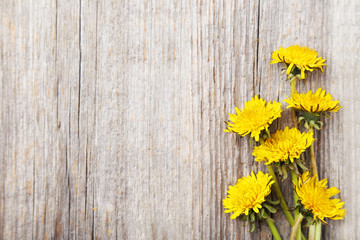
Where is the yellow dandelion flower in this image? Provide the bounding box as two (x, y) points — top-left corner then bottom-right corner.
(284, 88), (341, 113)
(224, 96), (282, 141)
(296, 172), (346, 223)
(223, 171), (274, 219)
(271, 45), (326, 79)
(253, 127), (314, 165)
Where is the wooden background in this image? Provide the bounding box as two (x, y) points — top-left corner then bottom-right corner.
(1, 0), (359, 239)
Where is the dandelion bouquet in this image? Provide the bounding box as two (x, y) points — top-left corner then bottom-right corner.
(223, 45), (345, 240)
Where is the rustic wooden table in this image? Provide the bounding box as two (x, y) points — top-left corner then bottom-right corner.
(1, 0), (358, 239)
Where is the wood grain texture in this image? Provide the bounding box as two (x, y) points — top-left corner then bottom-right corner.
(1, 0), (359, 239)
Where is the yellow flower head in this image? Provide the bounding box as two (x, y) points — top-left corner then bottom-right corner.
(253, 127), (314, 165)
(296, 172), (346, 223)
(284, 88), (341, 113)
(224, 96), (282, 141)
(271, 45), (326, 79)
(223, 171), (274, 219)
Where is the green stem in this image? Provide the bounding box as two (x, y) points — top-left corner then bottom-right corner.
(290, 213), (304, 240)
(290, 79), (298, 128)
(267, 165), (294, 225)
(266, 218), (282, 240)
(268, 166), (306, 240)
(290, 78), (307, 169)
(315, 221), (322, 240)
(290, 171), (299, 205)
(291, 171), (301, 240)
(308, 127), (318, 179)
(308, 224), (316, 240)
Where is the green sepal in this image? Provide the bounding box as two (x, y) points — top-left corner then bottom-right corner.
(266, 199), (280, 205)
(276, 165), (283, 177)
(251, 222), (256, 232)
(303, 111), (320, 122)
(263, 204), (277, 214)
(281, 164), (288, 180)
(323, 112), (332, 119)
(288, 164), (295, 171)
(298, 116), (305, 123)
(250, 212), (256, 223)
(310, 120), (316, 127)
(294, 202), (302, 209)
(296, 159), (308, 171)
(291, 162), (300, 175)
(304, 121), (309, 129)
(260, 208), (267, 219)
(312, 122), (321, 130)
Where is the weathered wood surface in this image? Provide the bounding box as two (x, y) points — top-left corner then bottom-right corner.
(1, 0), (359, 239)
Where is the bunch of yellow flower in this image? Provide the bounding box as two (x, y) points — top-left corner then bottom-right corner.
(222, 45), (345, 240)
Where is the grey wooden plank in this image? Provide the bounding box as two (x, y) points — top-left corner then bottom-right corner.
(320, 1), (360, 239)
(80, 0), (98, 239)
(54, 0), (81, 239)
(29, 1), (59, 239)
(1, 0), (43, 239)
